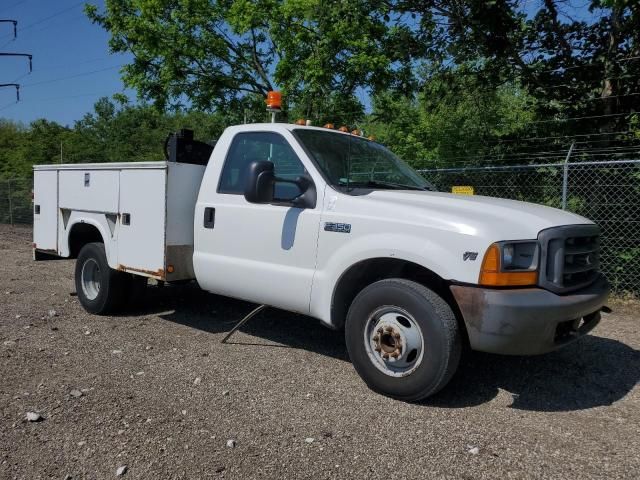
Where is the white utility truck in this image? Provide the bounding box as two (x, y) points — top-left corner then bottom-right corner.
(33, 123), (609, 401)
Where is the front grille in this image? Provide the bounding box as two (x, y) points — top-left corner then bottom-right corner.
(538, 225), (601, 293)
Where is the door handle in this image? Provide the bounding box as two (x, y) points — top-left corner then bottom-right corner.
(203, 207), (215, 228)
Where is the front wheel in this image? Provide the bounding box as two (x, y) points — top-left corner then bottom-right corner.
(345, 279), (461, 401)
(75, 242), (127, 315)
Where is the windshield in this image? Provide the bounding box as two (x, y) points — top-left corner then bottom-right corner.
(293, 129), (435, 191)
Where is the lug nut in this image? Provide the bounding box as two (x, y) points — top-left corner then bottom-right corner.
(373, 335), (379, 342)
(374, 346), (381, 352)
(393, 333), (401, 339)
(382, 353), (390, 359)
(385, 326), (393, 333)
(390, 351), (399, 358)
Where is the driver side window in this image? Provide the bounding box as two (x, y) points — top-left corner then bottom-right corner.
(218, 132), (306, 196)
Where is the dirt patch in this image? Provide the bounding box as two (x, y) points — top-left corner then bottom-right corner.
(1, 224), (639, 478)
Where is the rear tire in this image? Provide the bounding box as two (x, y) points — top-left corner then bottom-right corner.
(75, 242), (127, 315)
(345, 278), (461, 401)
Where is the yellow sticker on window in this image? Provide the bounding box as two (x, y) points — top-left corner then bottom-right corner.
(452, 186), (474, 195)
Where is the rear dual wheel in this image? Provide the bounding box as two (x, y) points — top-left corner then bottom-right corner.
(345, 279), (461, 401)
(75, 242), (146, 315)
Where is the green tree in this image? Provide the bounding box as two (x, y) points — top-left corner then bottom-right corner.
(85, 0), (410, 118)
(391, 0), (640, 133)
(363, 74), (536, 168)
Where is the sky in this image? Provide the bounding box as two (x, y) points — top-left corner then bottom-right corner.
(0, 0), (133, 126)
(0, 1), (603, 127)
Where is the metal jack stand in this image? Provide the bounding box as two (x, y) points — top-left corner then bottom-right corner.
(221, 305), (267, 344)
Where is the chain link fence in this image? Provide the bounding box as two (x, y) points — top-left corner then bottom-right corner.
(0, 177), (33, 225)
(420, 159), (640, 295)
(2, 159), (639, 294)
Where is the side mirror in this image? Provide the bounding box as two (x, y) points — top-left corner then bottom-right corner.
(244, 161), (275, 204)
(244, 161), (317, 209)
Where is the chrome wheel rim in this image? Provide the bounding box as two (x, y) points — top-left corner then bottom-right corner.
(364, 306), (424, 377)
(81, 258), (101, 301)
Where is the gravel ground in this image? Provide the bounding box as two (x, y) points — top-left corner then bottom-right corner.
(1, 224), (639, 479)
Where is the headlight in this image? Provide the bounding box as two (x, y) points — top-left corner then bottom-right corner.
(501, 241), (539, 271)
(479, 241), (539, 286)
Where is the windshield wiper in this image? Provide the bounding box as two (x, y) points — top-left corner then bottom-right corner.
(339, 180), (427, 191)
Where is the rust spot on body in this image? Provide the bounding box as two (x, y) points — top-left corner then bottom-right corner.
(117, 264), (165, 280)
(450, 284), (489, 331)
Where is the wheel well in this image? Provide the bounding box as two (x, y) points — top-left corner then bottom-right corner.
(68, 223), (104, 258)
(330, 258), (468, 344)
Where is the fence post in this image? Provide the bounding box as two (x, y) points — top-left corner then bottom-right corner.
(7, 178), (13, 226)
(561, 142), (575, 210)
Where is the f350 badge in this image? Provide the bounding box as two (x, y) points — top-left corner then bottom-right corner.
(324, 222), (351, 233)
(463, 251), (478, 261)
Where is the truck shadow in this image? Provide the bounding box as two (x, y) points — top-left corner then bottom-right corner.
(141, 284), (639, 412)
(142, 283), (350, 362)
(426, 334), (640, 411)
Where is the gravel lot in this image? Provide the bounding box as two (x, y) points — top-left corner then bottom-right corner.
(1, 224), (639, 479)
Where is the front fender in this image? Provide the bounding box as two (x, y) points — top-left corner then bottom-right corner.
(309, 232), (470, 325)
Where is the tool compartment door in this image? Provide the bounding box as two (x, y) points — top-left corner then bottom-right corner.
(59, 169), (120, 213)
(33, 170), (58, 252)
(117, 168), (167, 277)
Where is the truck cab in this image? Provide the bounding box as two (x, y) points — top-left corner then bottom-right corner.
(33, 122), (609, 401)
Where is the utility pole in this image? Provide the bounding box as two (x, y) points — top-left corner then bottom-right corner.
(0, 19), (17, 39)
(0, 52), (33, 72)
(1, 19), (33, 104)
(0, 83), (19, 101)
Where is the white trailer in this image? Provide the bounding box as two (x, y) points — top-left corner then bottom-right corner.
(33, 161), (205, 281)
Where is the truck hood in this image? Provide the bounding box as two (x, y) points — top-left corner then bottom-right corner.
(362, 190), (593, 240)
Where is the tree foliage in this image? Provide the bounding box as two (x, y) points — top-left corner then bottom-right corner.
(85, 0), (411, 118)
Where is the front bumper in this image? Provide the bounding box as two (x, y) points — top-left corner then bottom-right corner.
(450, 275), (609, 355)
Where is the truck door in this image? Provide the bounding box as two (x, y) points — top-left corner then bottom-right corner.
(194, 131), (322, 314)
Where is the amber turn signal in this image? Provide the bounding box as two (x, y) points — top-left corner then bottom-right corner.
(295, 119), (306, 125)
(338, 126), (349, 132)
(323, 123), (335, 129)
(478, 243), (538, 286)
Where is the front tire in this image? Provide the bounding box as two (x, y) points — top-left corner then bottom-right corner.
(75, 242), (127, 315)
(345, 279), (461, 401)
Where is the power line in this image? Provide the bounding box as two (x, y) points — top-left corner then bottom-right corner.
(546, 92), (640, 106)
(26, 13), (87, 36)
(528, 55), (640, 76)
(0, 90), (118, 112)
(0, 1), (28, 16)
(21, 64), (123, 88)
(0, 1), (84, 40)
(32, 56), (115, 72)
(437, 148), (640, 165)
